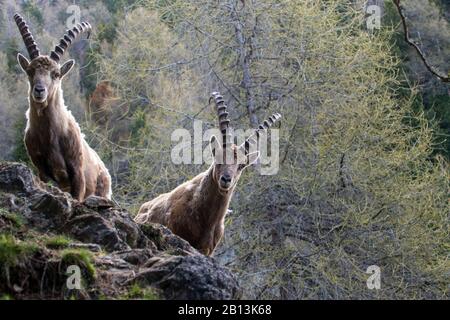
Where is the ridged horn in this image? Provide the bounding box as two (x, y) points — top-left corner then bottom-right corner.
(50, 22), (92, 62)
(14, 13), (40, 60)
(210, 92), (232, 147)
(243, 113), (282, 155)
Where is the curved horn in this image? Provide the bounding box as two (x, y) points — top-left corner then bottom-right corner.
(210, 92), (232, 147)
(14, 13), (40, 60)
(50, 22), (92, 63)
(243, 113), (282, 155)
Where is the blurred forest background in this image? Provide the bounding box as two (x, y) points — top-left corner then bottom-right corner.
(0, 0), (448, 299)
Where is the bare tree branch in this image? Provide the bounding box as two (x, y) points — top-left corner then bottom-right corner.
(393, 0), (449, 83)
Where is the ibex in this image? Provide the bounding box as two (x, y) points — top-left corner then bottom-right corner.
(89, 81), (115, 126)
(135, 92), (281, 255)
(14, 14), (112, 201)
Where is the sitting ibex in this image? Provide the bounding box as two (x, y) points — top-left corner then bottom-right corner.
(135, 92), (281, 255)
(14, 14), (112, 201)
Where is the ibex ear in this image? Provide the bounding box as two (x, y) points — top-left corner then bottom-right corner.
(60, 59), (75, 79)
(237, 144), (260, 169)
(210, 135), (222, 157)
(246, 151), (260, 168)
(17, 53), (30, 73)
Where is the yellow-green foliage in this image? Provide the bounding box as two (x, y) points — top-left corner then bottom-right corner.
(90, 0), (449, 299)
(221, 0), (449, 299)
(91, 5), (205, 212)
(7, 0), (443, 300)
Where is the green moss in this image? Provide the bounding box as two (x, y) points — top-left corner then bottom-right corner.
(45, 235), (71, 249)
(8, 214), (24, 229)
(0, 235), (38, 269)
(0, 294), (13, 300)
(0, 209), (25, 229)
(61, 249), (96, 279)
(123, 283), (159, 300)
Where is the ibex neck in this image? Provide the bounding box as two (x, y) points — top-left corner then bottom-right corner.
(198, 165), (234, 227)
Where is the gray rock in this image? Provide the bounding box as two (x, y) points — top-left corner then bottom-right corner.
(68, 242), (102, 252)
(130, 255), (242, 300)
(0, 162), (39, 193)
(140, 223), (200, 256)
(83, 195), (115, 209)
(0, 161), (240, 300)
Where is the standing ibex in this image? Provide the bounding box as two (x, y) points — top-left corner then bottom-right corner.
(135, 92), (281, 255)
(14, 14), (112, 201)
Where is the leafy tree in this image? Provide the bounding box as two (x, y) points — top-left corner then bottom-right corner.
(0, 0), (448, 300)
(92, 0), (449, 299)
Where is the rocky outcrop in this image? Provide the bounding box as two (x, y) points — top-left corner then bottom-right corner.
(0, 162), (241, 300)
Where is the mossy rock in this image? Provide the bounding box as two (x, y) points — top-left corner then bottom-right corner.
(44, 235), (71, 250)
(0, 234), (38, 269)
(60, 249), (96, 281)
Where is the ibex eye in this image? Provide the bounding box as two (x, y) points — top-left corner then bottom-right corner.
(53, 73), (60, 79)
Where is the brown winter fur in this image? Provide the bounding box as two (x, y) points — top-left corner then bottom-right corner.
(137, 93), (247, 255)
(20, 56), (112, 201)
(135, 91), (281, 256)
(88, 81), (131, 144)
(135, 133), (262, 256)
(88, 81), (116, 126)
(136, 158), (236, 256)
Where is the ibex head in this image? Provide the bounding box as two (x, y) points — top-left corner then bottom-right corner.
(14, 14), (91, 107)
(209, 92), (281, 192)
